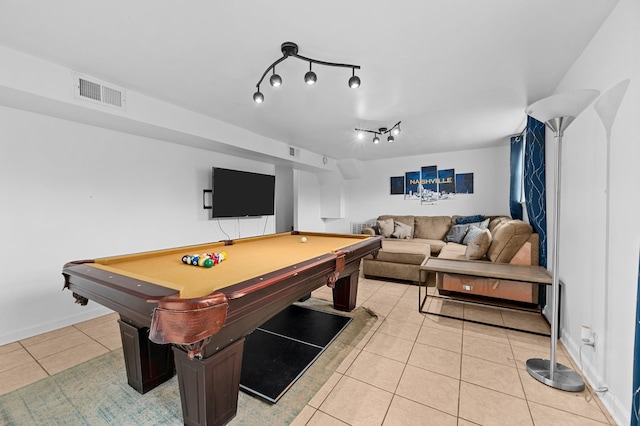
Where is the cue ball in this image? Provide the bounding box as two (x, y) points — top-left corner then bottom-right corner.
(301, 237), (307, 243)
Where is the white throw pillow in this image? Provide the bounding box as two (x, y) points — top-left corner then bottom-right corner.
(377, 218), (395, 237)
(392, 221), (413, 239)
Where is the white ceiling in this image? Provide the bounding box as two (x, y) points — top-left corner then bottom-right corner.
(0, 0), (617, 162)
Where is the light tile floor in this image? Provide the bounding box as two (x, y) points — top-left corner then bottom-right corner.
(0, 276), (617, 425)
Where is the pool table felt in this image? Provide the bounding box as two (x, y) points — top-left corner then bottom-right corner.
(90, 233), (372, 298)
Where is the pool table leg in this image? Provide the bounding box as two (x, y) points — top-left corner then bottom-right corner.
(173, 338), (245, 426)
(117, 319), (175, 394)
(332, 269), (360, 311)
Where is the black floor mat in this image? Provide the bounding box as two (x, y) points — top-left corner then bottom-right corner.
(240, 304), (352, 403)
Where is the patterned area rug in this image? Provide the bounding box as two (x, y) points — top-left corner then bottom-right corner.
(0, 299), (377, 426)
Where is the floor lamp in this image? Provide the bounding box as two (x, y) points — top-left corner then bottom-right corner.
(525, 89), (600, 392)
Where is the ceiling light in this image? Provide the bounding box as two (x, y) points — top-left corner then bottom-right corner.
(304, 63), (317, 85)
(354, 121), (402, 145)
(269, 68), (282, 87)
(348, 68), (361, 88)
(253, 42), (361, 103)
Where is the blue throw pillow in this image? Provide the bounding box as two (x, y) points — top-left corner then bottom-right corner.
(456, 214), (486, 225)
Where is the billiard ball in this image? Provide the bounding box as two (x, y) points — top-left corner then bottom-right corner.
(301, 237), (307, 243)
(182, 255), (191, 264)
(204, 258), (213, 268)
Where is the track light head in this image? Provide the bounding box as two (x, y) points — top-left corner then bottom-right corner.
(357, 131), (365, 140)
(392, 125), (401, 136)
(349, 68), (361, 88)
(387, 135), (395, 143)
(253, 90), (264, 103)
(270, 70), (282, 87)
(304, 63), (317, 85)
(373, 135), (380, 144)
(304, 71), (317, 85)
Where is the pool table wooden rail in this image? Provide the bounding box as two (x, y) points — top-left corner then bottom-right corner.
(61, 232), (382, 426)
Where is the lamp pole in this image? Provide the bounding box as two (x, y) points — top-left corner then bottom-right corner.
(525, 90), (599, 392)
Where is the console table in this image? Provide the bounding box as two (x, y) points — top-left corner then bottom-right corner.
(419, 257), (552, 335)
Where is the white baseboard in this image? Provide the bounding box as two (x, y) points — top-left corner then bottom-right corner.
(561, 329), (629, 426)
(0, 305), (113, 346)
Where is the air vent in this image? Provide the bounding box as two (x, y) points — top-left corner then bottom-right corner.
(73, 73), (125, 109)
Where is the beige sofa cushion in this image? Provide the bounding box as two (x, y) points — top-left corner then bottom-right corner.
(437, 243), (467, 260)
(413, 216), (452, 240)
(486, 220), (533, 263)
(489, 216), (510, 232)
(371, 240), (430, 265)
(413, 238), (446, 255)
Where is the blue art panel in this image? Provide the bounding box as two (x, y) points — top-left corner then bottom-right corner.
(390, 176), (404, 195)
(420, 166), (438, 204)
(455, 173), (474, 194)
(438, 169), (455, 199)
(404, 171), (420, 200)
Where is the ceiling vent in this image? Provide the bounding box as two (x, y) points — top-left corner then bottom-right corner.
(73, 73), (126, 109)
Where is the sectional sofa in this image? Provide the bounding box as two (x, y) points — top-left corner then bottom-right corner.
(362, 214), (540, 304)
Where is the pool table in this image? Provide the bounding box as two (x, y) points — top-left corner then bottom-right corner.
(62, 231), (381, 426)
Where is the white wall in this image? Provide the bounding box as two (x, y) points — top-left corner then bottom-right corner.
(0, 106), (276, 345)
(322, 145), (511, 234)
(275, 166), (294, 232)
(549, 0), (640, 423)
(293, 170), (325, 232)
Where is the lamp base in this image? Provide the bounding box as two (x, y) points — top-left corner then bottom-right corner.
(526, 358), (585, 392)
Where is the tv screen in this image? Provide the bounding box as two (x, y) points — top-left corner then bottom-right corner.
(211, 167), (275, 218)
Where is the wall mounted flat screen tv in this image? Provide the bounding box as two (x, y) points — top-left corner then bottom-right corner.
(211, 167), (275, 218)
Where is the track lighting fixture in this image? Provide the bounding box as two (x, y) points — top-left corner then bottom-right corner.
(253, 42), (361, 103)
(354, 121), (402, 144)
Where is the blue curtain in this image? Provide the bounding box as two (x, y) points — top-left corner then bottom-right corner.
(633, 252), (640, 426)
(509, 135), (524, 220)
(524, 116), (548, 269)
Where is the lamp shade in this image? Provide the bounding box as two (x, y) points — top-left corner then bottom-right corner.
(526, 89), (600, 131)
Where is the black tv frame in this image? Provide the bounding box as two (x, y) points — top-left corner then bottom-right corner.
(208, 167), (275, 218)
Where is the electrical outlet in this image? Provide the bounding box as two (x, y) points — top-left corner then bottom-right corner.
(581, 325), (595, 346)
